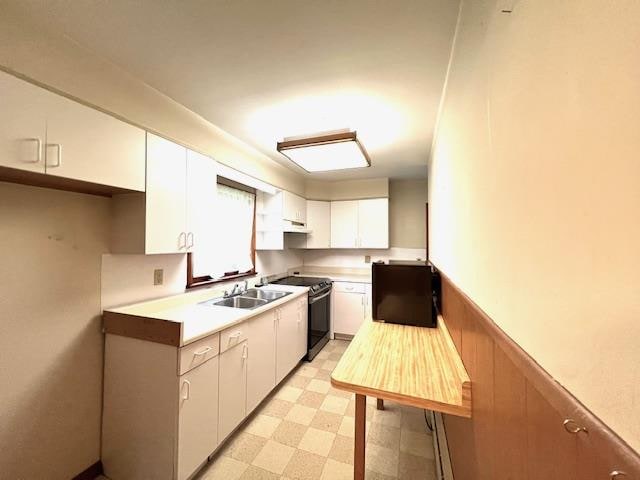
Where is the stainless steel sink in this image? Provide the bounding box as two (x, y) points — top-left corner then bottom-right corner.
(242, 289), (291, 301)
(212, 296), (267, 309)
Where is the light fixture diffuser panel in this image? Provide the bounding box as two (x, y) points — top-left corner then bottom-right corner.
(282, 141), (369, 173)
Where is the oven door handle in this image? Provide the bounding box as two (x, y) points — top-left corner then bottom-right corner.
(309, 291), (331, 304)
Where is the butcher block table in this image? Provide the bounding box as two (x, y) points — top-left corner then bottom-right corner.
(330, 316), (472, 480)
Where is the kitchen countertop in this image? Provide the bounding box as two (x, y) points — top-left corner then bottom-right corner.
(103, 284), (308, 347)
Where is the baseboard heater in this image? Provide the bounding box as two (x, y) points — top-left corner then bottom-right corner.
(430, 410), (454, 480)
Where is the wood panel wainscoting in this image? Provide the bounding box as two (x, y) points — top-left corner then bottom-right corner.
(438, 271), (640, 480)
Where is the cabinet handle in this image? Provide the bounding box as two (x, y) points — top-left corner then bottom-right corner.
(24, 138), (42, 164)
(610, 472), (627, 479)
(46, 143), (62, 168)
(182, 380), (191, 400)
(242, 343), (248, 360)
(228, 331), (242, 343)
(193, 346), (212, 356)
(186, 232), (194, 249)
(178, 232), (187, 250)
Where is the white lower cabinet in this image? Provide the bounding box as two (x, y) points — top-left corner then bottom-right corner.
(102, 294), (308, 480)
(218, 340), (248, 442)
(178, 356), (219, 480)
(102, 333), (220, 480)
(247, 311), (277, 413)
(333, 282), (368, 336)
(276, 297), (308, 384)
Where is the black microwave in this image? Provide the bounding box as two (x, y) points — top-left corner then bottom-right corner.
(371, 261), (440, 328)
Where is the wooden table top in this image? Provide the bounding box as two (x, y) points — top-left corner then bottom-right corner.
(331, 317), (472, 417)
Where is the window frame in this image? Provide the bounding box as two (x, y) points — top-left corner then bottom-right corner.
(186, 178), (257, 289)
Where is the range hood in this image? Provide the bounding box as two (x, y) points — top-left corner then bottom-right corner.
(283, 220), (312, 234)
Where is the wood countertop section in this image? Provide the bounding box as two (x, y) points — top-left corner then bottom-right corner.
(331, 317), (472, 417)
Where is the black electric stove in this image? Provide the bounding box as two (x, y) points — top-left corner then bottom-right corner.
(271, 276), (332, 360)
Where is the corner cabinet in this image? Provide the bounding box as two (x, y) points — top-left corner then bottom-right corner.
(331, 198), (389, 249)
(111, 133), (218, 260)
(0, 69), (145, 190)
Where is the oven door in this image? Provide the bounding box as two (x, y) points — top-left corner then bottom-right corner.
(307, 288), (331, 360)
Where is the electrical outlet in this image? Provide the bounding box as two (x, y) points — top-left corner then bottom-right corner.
(364, 255), (371, 263)
(154, 269), (164, 286)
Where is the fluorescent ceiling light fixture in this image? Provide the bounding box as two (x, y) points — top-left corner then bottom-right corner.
(277, 131), (371, 173)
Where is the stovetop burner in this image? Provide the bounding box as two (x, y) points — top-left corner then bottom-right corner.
(271, 276), (332, 294)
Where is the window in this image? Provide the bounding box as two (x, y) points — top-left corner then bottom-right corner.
(187, 179), (256, 288)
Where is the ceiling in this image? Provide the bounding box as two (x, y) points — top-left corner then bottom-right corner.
(7, 0), (459, 180)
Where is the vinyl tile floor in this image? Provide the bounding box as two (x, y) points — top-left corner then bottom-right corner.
(195, 339), (437, 480)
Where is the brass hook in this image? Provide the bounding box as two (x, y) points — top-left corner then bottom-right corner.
(563, 419), (588, 435)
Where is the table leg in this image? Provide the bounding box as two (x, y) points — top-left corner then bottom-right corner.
(376, 398), (385, 410)
(354, 394), (366, 480)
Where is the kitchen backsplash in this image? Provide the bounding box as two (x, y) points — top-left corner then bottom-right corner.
(302, 247), (427, 269)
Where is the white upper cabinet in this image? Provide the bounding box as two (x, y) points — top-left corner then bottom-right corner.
(306, 201), (331, 249)
(186, 149), (218, 275)
(45, 90), (145, 190)
(282, 190), (307, 224)
(331, 201), (359, 248)
(330, 198), (389, 249)
(145, 134), (188, 254)
(0, 70), (145, 190)
(0, 71), (48, 173)
(358, 198), (389, 248)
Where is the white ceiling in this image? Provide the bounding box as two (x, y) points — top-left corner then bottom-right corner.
(8, 0), (459, 180)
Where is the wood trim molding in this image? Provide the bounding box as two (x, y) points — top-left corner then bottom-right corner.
(72, 460), (103, 480)
(103, 311), (181, 346)
(0, 165), (138, 197)
(435, 267), (640, 479)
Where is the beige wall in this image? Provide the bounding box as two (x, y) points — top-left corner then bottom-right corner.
(0, 183), (109, 478)
(429, 0), (640, 451)
(389, 179), (427, 249)
(0, 5), (304, 196)
(305, 178), (389, 200)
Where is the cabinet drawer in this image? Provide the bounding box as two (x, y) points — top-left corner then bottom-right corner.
(179, 333), (220, 375)
(333, 282), (366, 294)
(220, 323), (249, 353)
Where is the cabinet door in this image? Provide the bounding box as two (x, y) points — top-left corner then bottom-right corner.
(330, 201), (359, 248)
(45, 91), (145, 190)
(364, 284), (372, 320)
(247, 311), (277, 413)
(333, 291), (365, 336)
(218, 340), (248, 441)
(145, 133), (188, 254)
(296, 297), (309, 360)
(358, 198), (389, 248)
(177, 356), (219, 480)
(0, 71), (47, 173)
(282, 191), (306, 223)
(306, 201), (331, 249)
(276, 301), (305, 384)
(186, 149), (218, 276)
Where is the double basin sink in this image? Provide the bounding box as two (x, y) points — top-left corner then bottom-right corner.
(200, 288), (291, 310)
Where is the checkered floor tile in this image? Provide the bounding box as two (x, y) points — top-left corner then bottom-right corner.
(196, 340), (437, 480)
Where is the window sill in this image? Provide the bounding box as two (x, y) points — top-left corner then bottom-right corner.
(186, 270), (257, 290)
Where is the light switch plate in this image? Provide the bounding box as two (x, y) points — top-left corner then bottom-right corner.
(154, 269), (164, 286)
(365, 255), (371, 263)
